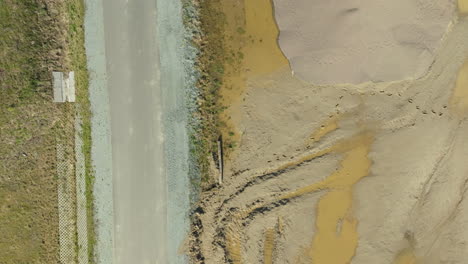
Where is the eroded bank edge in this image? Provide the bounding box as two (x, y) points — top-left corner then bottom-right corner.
(181, 0), (230, 261)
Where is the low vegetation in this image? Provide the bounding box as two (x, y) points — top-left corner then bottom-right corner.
(0, 0), (93, 262)
(67, 0), (96, 261)
(186, 0), (239, 188)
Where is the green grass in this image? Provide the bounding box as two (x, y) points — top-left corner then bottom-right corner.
(236, 27), (246, 34)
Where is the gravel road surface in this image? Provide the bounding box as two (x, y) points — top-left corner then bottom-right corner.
(102, 0), (167, 263)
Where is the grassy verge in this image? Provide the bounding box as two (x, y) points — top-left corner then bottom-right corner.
(0, 0), (94, 263)
(0, 0), (71, 262)
(67, 0), (96, 262)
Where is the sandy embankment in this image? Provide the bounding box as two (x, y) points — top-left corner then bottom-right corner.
(190, 0), (468, 263)
(273, 0), (456, 85)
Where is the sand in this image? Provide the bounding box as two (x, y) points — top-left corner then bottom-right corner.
(189, 1), (468, 263)
(272, 0), (457, 84)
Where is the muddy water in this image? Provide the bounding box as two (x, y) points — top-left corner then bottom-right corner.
(309, 136), (372, 263)
(459, 0), (468, 14)
(277, 131), (373, 263)
(219, 0), (288, 146)
(309, 116), (339, 144)
(218, 0), (245, 146)
(393, 249), (417, 264)
(243, 0), (288, 75)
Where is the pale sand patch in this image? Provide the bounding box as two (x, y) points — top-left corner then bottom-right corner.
(451, 59), (468, 114)
(272, 0), (456, 84)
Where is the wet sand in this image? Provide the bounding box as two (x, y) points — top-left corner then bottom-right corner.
(189, 0), (468, 263)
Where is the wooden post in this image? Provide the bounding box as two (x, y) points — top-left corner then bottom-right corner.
(217, 136), (224, 185)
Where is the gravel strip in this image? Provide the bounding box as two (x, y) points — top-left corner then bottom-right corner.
(83, 1), (115, 263)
